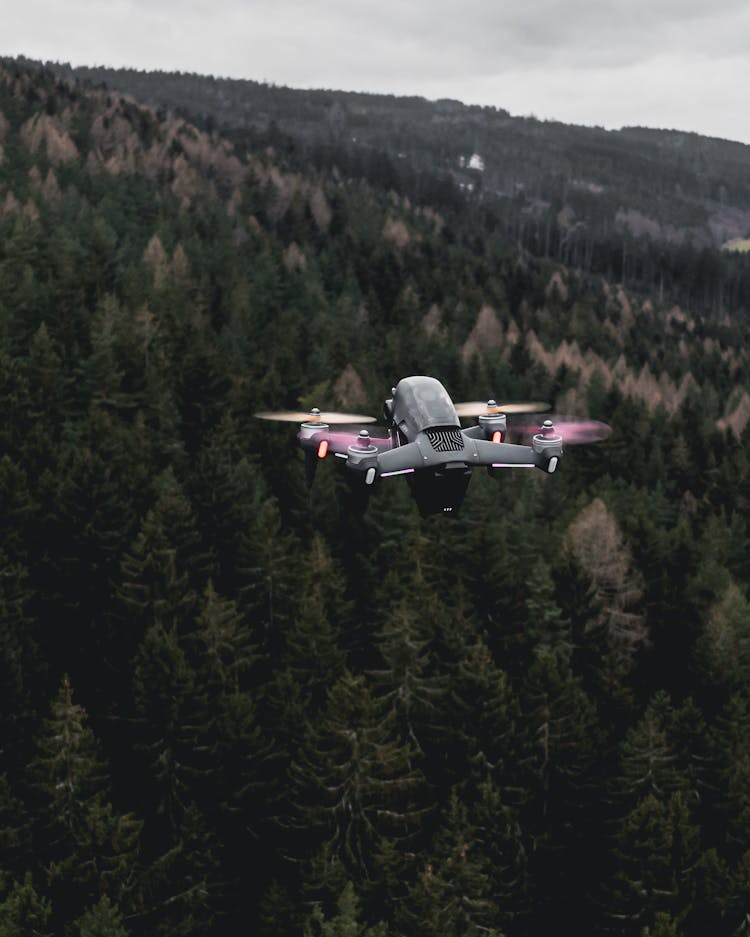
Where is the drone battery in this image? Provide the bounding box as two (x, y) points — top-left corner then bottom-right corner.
(409, 463), (472, 517)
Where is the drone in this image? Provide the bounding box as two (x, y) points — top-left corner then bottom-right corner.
(255, 375), (610, 516)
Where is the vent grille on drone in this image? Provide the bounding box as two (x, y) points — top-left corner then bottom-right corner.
(425, 428), (465, 453)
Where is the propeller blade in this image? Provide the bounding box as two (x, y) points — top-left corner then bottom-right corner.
(254, 409), (377, 424)
(510, 415), (611, 445)
(453, 400), (551, 417)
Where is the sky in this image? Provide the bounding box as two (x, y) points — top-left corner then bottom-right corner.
(4, 0), (749, 144)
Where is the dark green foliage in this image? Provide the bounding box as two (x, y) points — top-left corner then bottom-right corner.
(27, 676), (141, 932)
(0, 874), (52, 937)
(290, 672), (426, 915)
(75, 895), (129, 937)
(2, 59), (750, 936)
(304, 882), (390, 937)
(609, 791), (700, 934)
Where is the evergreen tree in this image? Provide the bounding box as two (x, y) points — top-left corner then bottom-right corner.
(304, 881), (390, 937)
(609, 792), (700, 935)
(115, 469), (213, 699)
(403, 790), (504, 937)
(471, 779), (530, 933)
(234, 494), (302, 650)
(370, 598), (447, 759)
(130, 624), (195, 845)
(449, 638), (522, 802)
(0, 873), (52, 937)
(74, 894), (129, 937)
(695, 581), (750, 691)
(128, 589), (225, 934)
(612, 692), (688, 808)
(523, 557), (571, 658)
(518, 648), (601, 929)
(563, 497), (647, 676)
(185, 582), (273, 928)
(291, 672), (426, 918)
(28, 676), (141, 931)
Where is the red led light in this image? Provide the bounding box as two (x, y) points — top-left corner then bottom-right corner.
(317, 440), (329, 458)
(492, 431), (504, 444)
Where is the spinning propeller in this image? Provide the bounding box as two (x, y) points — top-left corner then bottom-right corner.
(254, 407), (376, 424)
(511, 415), (611, 445)
(453, 399), (551, 417)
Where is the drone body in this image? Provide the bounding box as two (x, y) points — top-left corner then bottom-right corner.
(256, 375), (609, 517)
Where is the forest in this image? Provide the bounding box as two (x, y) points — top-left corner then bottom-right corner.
(1, 59), (750, 935)
(15, 56), (750, 322)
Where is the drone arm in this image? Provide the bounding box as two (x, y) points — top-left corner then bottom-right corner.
(376, 442), (422, 476)
(471, 439), (536, 466)
(471, 438), (562, 473)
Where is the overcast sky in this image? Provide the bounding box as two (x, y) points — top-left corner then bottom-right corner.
(5, 0), (748, 143)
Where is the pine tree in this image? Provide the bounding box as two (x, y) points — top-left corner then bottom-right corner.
(234, 494), (302, 650)
(47, 405), (150, 704)
(609, 792), (699, 935)
(370, 598), (447, 759)
(0, 550), (38, 767)
(115, 470), (213, 690)
(518, 648), (601, 929)
(28, 676), (141, 931)
(291, 672), (426, 917)
(471, 779), (530, 933)
(23, 322), (68, 469)
(563, 497), (647, 675)
(523, 557), (571, 661)
(707, 693), (750, 855)
(0, 773), (31, 883)
(448, 638), (522, 802)
(130, 624), (195, 844)
(74, 894), (129, 937)
(185, 582), (274, 929)
(279, 535), (349, 713)
(402, 792), (508, 937)
(696, 581), (750, 691)
(0, 873), (52, 937)
(612, 692), (688, 809)
(304, 881), (390, 937)
(403, 791), (504, 937)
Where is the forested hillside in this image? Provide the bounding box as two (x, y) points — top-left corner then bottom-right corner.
(15, 56), (750, 322)
(1, 60), (750, 935)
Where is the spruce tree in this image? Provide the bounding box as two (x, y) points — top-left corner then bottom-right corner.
(304, 881), (390, 937)
(28, 676), (141, 931)
(609, 792), (699, 935)
(402, 789), (505, 937)
(291, 672), (426, 918)
(370, 598), (447, 759)
(518, 648), (601, 929)
(0, 873), (52, 937)
(74, 894), (129, 937)
(130, 623), (222, 936)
